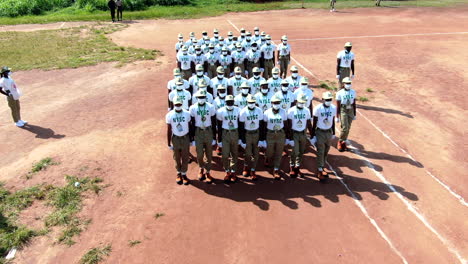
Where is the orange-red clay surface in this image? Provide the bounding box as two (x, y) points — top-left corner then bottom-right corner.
(0, 6), (467, 264)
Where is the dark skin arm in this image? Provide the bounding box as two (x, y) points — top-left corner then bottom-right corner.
(311, 116), (318, 138)
(283, 120), (290, 140)
(306, 119), (313, 137)
(189, 116), (195, 142)
(332, 117), (336, 135)
(217, 119), (223, 143)
(351, 60), (355, 75)
(167, 124), (172, 147)
(259, 120), (267, 142)
(211, 116), (217, 141)
(239, 121), (246, 144)
(336, 100), (341, 119)
(286, 119), (293, 140)
(353, 101), (356, 116)
(336, 58), (341, 75)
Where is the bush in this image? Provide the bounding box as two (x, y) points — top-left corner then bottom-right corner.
(0, 0), (72, 17)
(153, 0), (191, 6)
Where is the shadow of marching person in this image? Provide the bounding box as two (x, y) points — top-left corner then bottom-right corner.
(20, 123), (65, 139)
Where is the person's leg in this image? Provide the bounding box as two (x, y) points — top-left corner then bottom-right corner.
(251, 132), (259, 171)
(111, 10), (115, 22)
(172, 136), (182, 173)
(316, 130), (326, 169)
(274, 131), (286, 170)
(195, 129), (205, 170)
(230, 131), (239, 173)
(339, 110), (349, 141)
(324, 131), (332, 164)
(204, 130), (213, 172)
(15, 100), (21, 122)
(297, 132), (306, 167)
(244, 133), (253, 169)
(266, 132), (274, 165)
(181, 136), (190, 174)
(222, 130), (230, 171)
(7, 97), (19, 123)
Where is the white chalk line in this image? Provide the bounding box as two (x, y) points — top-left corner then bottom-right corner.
(227, 19), (408, 264)
(59, 22), (66, 29)
(287, 32), (468, 41)
(326, 162), (409, 264)
(347, 144), (466, 263)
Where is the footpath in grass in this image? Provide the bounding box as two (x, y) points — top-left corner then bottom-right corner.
(0, 0), (466, 26)
(0, 23), (158, 71)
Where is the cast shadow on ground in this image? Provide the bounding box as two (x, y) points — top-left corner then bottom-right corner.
(20, 124), (65, 139)
(357, 104), (413, 118)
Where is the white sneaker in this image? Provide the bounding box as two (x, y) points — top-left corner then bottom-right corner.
(15, 121), (24, 127)
(19, 120), (27, 125)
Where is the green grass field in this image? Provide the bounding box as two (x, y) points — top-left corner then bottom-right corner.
(0, 0), (465, 25)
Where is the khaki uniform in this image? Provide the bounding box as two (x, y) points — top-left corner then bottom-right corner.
(266, 129), (285, 169)
(195, 127), (213, 171)
(222, 129), (238, 171)
(315, 128), (332, 168)
(7, 96), (21, 123)
(291, 130), (307, 167)
(339, 106), (355, 141)
(338, 67), (351, 88)
(244, 130), (259, 169)
(279, 56), (290, 77)
(263, 59), (274, 80)
(172, 134), (190, 173)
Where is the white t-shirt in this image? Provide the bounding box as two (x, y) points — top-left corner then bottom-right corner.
(217, 106), (241, 130)
(189, 102), (216, 128)
(248, 76), (265, 95)
(188, 75), (210, 95)
(260, 44), (276, 59)
(264, 108), (287, 131)
(267, 77), (282, 93)
(218, 54), (232, 68)
(191, 90), (214, 105)
(313, 104), (337, 130)
(239, 106), (264, 131)
(246, 49), (262, 63)
(288, 106), (311, 132)
(242, 40), (254, 52)
(277, 43), (291, 56)
(166, 109), (191, 137)
(175, 41), (185, 52)
(234, 94), (249, 109)
(337, 50), (355, 68)
(205, 52), (219, 66)
(335, 89), (357, 106)
(210, 77), (229, 96)
(192, 54), (206, 66)
(177, 53), (194, 70)
(274, 91), (296, 111)
(0, 77), (21, 100)
(231, 50), (246, 64)
(294, 87), (314, 108)
(167, 78), (190, 91)
(213, 96), (227, 110)
(255, 92), (273, 112)
(168, 89), (192, 110)
(228, 76), (247, 96)
(285, 76), (302, 92)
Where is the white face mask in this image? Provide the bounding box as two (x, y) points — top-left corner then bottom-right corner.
(254, 75), (260, 79)
(297, 103), (304, 109)
(344, 84), (352, 90)
(7, 72), (12, 77)
(183, 52), (188, 55)
(292, 73), (298, 78)
(178, 39), (183, 42)
(198, 98), (206, 104)
(281, 86), (289, 92)
(217, 74), (224, 79)
(174, 106), (183, 111)
(242, 89), (249, 95)
(254, 31), (259, 36)
(176, 85), (184, 91)
(248, 103), (256, 109)
(219, 92), (226, 98)
(196, 71), (203, 76)
(272, 104), (280, 110)
(222, 52), (227, 55)
(226, 105), (234, 110)
(300, 85), (308, 89)
(324, 101), (331, 107)
(266, 41), (271, 45)
(235, 74), (241, 78)
(272, 74), (279, 79)
(283, 41), (287, 45)
(196, 51), (202, 55)
(174, 75), (180, 79)
(252, 48), (257, 51)
(214, 34), (219, 37)
(261, 89), (269, 94)
(237, 49), (242, 52)
(228, 37), (233, 40)
(209, 50), (215, 53)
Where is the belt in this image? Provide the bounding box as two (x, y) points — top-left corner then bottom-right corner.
(268, 129), (284, 133)
(173, 134), (188, 138)
(197, 126), (212, 131)
(223, 129), (238, 132)
(279, 55), (289, 58)
(246, 130), (259, 134)
(316, 128), (332, 132)
(293, 129), (306, 133)
(340, 66), (350, 69)
(264, 58), (273, 61)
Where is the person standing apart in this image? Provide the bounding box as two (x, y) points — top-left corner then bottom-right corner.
(336, 77), (356, 152)
(287, 94), (313, 178)
(108, 0), (116, 22)
(166, 96), (191, 185)
(116, 0), (123, 21)
(277, 35), (291, 79)
(239, 95), (263, 180)
(217, 95), (240, 183)
(311, 92), (337, 182)
(190, 90), (216, 183)
(264, 95), (288, 180)
(0, 67), (26, 127)
(330, 0), (336, 12)
(336, 42), (355, 89)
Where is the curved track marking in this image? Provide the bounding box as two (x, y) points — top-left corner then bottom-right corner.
(287, 32), (468, 41)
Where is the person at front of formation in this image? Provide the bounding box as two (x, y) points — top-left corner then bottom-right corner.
(287, 93), (314, 178)
(277, 35), (291, 79)
(234, 82), (250, 110)
(239, 95), (264, 180)
(216, 95), (241, 183)
(166, 96), (191, 185)
(189, 90), (217, 184)
(205, 44), (219, 78)
(293, 77), (314, 114)
(177, 46), (195, 80)
(225, 31), (234, 46)
(228, 66), (247, 97)
(218, 47), (233, 78)
(0, 67), (26, 127)
(336, 42), (355, 89)
(108, 0), (116, 22)
(267, 67), (282, 94)
(285, 65), (302, 92)
(264, 95), (289, 180)
(336, 77), (357, 152)
(248, 67), (265, 96)
(199, 31), (209, 46)
(231, 44), (247, 78)
(210, 66), (229, 97)
(168, 77), (191, 111)
(260, 35), (276, 80)
(252, 27), (261, 43)
(246, 42), (261, 78)
(242, 31), (254, 53)
(330, 0), (336, 12)
(188, 64), (211, 96)
(210, 29), (221, 46)
(311, 92), (337, 182)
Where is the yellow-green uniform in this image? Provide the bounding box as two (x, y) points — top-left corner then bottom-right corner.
(312, 97), (337, 170)
(216, 100), (240, 174)
(277, 36), (291, 79)
(264, 106), (287, 171)
(166, 107), (191, 175)
(336, 79), (356, 151)
(239, 99), (264, 173)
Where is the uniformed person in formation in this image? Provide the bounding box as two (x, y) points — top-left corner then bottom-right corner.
(336, 77), (356, 152)
(267, 67), (282, 94)
(260, 35), (276, 80)
(277, 35), (291, 79)
(177, 46), (195, 80)
(166, 96), (191, 185)
(168, 77), (191, 111)
(311, 92), (337, 182)
(228, 66), (247, 96)
(336, 42), (355, 88)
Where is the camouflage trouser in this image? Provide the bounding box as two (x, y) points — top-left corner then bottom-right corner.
(244, 130), (259, 170)
(263, 59), (274, 80)
(172, 134), (190, 173)
(195, 127), (213, 171)
(338, 67), (351, 88)
(339, 106), (354, 141)
(222, 130), (239, 172)
(290, 130), (307, 167)
(316, 128), (332, 169)
(266, 129), (285, 170)
(279, 56), (290, 78)
(7, 96), (21, 123)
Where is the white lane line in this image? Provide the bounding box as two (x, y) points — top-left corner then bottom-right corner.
(228, 19), (408, 264)
(326, 162), (409, 264)
(357, 111), (467, 207)
(347, 144), (466, 264)
(287, 32), (468, 41)
(60, 22), (66, 29)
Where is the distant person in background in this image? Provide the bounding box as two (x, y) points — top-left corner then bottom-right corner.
(375, 0), (381, 6)
(330, 0), (336, 12)
(116, 0), (123, 21)
(0, 67), (27, 127)
(108, 0), (116, 22)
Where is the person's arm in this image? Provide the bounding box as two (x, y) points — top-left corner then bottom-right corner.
(306, 119), (313, 137)
(217, 119), (223, 143)
(336, 58), (341, 75)
(353, 101), (357, 116)
(260, 120), (266, 141)
(287, 119), (293, 140)
(273, 48), (276, 65)
(211, 115), (217, 140)
(167, 124), (172, 147)
(189, 116), (195, 142)
(283, 120), (290, 139)
(239, 121), (246, 143)
(336, 100), (341, 119)
(351, 59), (355, 75)
(0, 87), (8, 97)
(332, 117), (336, 136)
(177, 61), (181, 69)
(311, 116), (318, 138)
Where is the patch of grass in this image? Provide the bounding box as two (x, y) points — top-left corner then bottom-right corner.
(357, 96), (369, 102)
(128, 240), (141, 247)
(80, 244), (112, 264)
(0, 24), (158, 71)
(0, 0), (465, 25)
(26, 157), (59, 179)
(366, 88), (374, 93)
(319, 80), (337, 91)
(154, 213), (164, 220)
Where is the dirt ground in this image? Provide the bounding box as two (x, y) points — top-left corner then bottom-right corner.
(0, 6), (467, 264)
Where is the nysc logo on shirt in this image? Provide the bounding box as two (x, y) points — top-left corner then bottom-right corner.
(173, 116), (186, 122)
(320, 112), (332, 117)
(177, 95), (186, 101)
(343, 94), (354, 100)
(247, 114), (259, 121)
(259, 98), (270, 104)
(197, 109), (209, 116)
(294, 113), (306, 120)
(225, 115), (237, 121)
(270, 118), (282, 124)
(181, 57), (189, 62)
